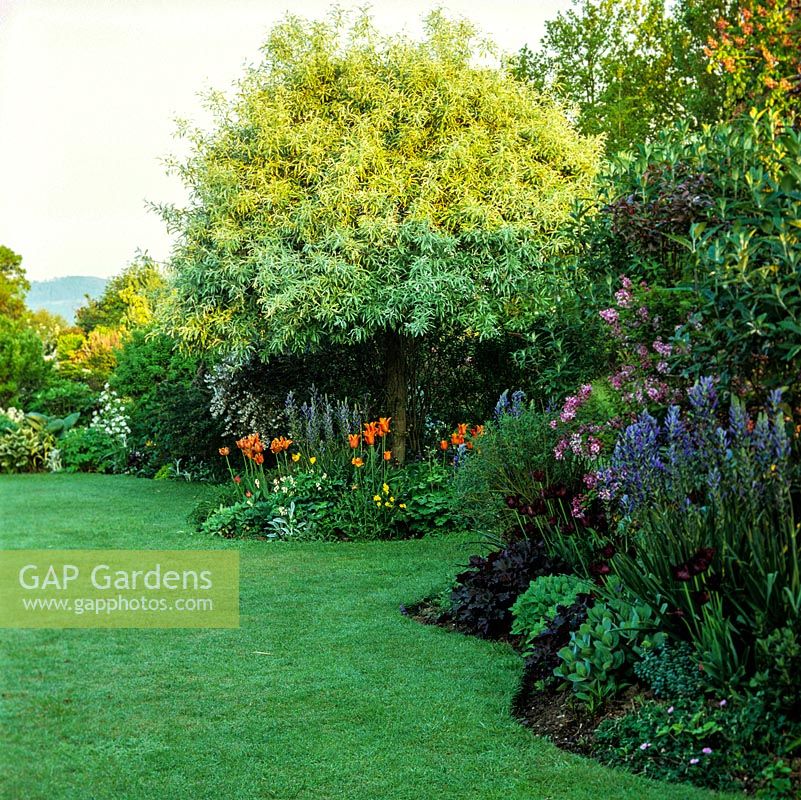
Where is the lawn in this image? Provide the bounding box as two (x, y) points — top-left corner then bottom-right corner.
(0, 474), (735, 800)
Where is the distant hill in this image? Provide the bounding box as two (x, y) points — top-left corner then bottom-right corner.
(26, 276), (108, 324)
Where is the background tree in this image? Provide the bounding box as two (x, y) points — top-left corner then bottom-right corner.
(160, 11), (602, 461)
(0, 315), (50, 406)
(670, 0), (737, 122)
(76, 251), (165, 334)
(0, 245), (29, 320)
(509, 0), (684, 153)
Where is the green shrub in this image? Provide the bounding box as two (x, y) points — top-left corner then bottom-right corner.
(577, 109), (801, 399)
(751, 626), (801, 719)
(554, 587), (665, 712)
(110, 329), (226, 476)
(511, 574), (592, 653)
(0, 314), (50, 406)
(60, 427), (126, 473)
(28, 380), (95, 418)
(594, 696), (800, 797)
(453, 400), (584, 533)
(395, 461), (462, 538)
(633, 642), (704, 699)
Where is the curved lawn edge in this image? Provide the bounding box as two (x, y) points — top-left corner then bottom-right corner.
(0, 475), (739, 800)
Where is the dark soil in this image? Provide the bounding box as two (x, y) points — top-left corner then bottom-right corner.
(512, 682), (642, 756)
(400, 599), (452, 628)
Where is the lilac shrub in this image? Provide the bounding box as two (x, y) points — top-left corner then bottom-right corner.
(548, 276), (690, 472)
(598, 276), (687, 411)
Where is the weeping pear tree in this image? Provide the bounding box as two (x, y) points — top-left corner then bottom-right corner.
(160, 11), (602, 462)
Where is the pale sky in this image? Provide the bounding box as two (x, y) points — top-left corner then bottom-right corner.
(0, 0), (570, 281)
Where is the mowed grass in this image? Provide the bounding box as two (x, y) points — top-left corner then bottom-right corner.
(0, 474), (736, 800)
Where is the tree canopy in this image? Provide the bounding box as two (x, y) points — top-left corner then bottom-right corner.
(162, 11), (601, 352)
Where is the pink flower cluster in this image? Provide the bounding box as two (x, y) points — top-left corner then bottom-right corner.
(559, 384), (592, 422)
(599, 307), (620, 325)
(554, 427), (603, 461)
(570, 494), (589, 520)
(653, 339), (673, 357)
(598, 276), (683, 411)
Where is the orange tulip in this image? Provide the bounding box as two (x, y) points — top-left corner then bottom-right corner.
(364, 422), (380, 446)
(378, 417), (391, 435)
(440, 440), (448, 451)
(383, 450), (392, 461)
(470, 425), (485, 437)
(269, 436), (293, 454)
(348, 433), (361, 449)
(254, 453), (265, 465)
(218, 447), (230, 457)
(351, 457), (364, 468)
(457, 423), (468, 436)
(451, 432), (465, 446)
(234, 432), (266, 459)
(466, 441), (474, 450)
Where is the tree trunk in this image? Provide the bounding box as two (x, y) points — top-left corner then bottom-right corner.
(385, 328), (408, 465)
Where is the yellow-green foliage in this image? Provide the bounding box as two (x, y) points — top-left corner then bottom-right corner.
(0, 409), (53, 473)
(163, 11), (602, 353)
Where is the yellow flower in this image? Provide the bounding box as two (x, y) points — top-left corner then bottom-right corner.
(382, 483), (390, 495)
(373, 495), (381, 502)
(384, 502), (391, 508)
(309, 456), (317, 464)
(291, 453), (301, 462)
(389, 496), (395, 503)
(399, 503), (407, 509)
